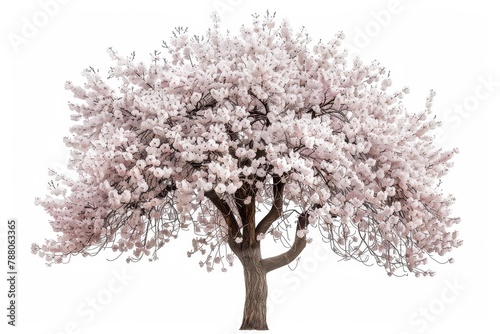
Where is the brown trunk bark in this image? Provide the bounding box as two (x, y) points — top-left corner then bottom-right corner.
(239, 246), (269, 330)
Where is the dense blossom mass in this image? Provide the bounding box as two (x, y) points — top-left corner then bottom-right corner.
(34, 12), (461, 277)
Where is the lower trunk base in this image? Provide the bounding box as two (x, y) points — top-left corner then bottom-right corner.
(239, 277), (269, 330)
(240, 319), (269, 331)
(240, 248), (269, 330)
(240, 325), (269, 331)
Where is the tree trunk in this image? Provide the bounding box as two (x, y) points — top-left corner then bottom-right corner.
(239, 247), (269, 330)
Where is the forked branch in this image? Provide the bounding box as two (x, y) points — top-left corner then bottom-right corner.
(255, 175), (284, 236)
(261, 209), (310, 273)
(204, 190), (243, 254)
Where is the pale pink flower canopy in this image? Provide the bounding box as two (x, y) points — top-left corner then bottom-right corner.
(34, 12), (461, 277)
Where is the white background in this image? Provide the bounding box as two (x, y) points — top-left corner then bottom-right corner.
(1, 0), (499, 333)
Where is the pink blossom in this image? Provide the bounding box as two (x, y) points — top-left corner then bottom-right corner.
(34, 12), (460, 281)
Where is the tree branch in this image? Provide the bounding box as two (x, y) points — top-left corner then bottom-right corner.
(255, 175), (284, 236)
(204, 190), (242, 254)
(261, 210), (310, 273)
(234, 185), (257, 248)
(157, 181), (177, 198)
(248, 89), (271, 126)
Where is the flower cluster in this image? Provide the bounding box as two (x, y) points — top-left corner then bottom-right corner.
(34, 12), (460, 276)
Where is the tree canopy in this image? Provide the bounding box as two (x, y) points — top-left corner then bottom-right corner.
(34, 12), (461, 278)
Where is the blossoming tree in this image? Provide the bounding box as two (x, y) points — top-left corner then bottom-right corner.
(34, 12), (461, 331)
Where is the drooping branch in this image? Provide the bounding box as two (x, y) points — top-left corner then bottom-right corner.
(204, 190), (243, 254)
(261, 209), (310, 273)
(256, 175), (284, 236)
